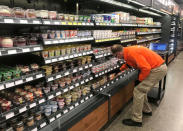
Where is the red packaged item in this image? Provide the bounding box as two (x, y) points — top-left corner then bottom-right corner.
(1, 100), (11, 112)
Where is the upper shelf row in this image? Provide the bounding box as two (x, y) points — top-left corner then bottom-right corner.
(0, 17), (161, 28)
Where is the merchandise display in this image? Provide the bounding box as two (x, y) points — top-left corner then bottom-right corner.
(0, 0), (172, 130)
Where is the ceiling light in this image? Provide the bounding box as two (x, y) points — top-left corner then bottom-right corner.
(139, 9), (162, 17)
(127, 0), (146, 7)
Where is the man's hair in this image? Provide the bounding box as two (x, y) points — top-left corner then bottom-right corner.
(111, 44), (123, 54)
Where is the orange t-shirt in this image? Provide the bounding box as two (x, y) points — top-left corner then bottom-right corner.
(120, 46), (165, 81)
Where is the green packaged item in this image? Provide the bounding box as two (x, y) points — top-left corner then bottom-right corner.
(12, 68), (21, 78)
(2, 71), (12, 81)
(79, 15), (84, 21)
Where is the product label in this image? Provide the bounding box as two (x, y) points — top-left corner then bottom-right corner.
(19, 106), (27, 113)
(49, 117), (55, 123)
(48, 95), (54, 100)
(39, 99), (45, 104)
(5, 112), (14, 120)
(48, 77), (54, 82)
(63, 109), (68, 114)
(0, 85), (5, 90)
(40, 122), (46, 128)
(33, 20), (40, 24)
(6, 82), (14, 88)
(56, 91), (61, 96)
(8, 50), (16, 54)
(4, 19), (14, 23)
(15, 80), (23, 85)
(20, 20), (28, 24)
(56, 113), (61, 118)
(29, 103), (36, 108)
(22, 48), (30, 52)
(26, 77), (33, 82)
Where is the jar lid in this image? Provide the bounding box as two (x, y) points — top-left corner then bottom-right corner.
(16, 121), (23, 127)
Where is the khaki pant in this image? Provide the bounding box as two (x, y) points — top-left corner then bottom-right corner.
(132, 64), (167, 122)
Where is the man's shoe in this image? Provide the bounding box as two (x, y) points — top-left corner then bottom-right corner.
(122, 119), (142, 127)
(143, 112), (152, 116)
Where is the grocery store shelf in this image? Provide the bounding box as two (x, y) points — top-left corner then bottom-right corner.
(95, 22), (137, 27)
(0, 45), (43, 56)
(95, 37), (121, 43)
(0, 71), (45, 91)
(120, 38), (137, 43)
(42, 19), (94, 26)
(137, 37), (161, 43)
(46, 63), (93, 82)
(44, 50), (93, 64)
(43, 37), (94, 45)
(137, 24), (161, 28)
(137, 32), (161, 35)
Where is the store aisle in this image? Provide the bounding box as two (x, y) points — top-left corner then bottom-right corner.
(104, 52), (183, 131)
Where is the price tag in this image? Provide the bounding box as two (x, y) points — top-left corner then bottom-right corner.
(104, 86), (106, 89)
(54, 21), (60, 25)
(81, 81), (84, 84)
(59, 39), (65, 43)
(68, 22), (73, 25)
(105, 70), (107, 73)
(75, 102), (79, 107)
(85, 97), (89, 100)
(26, 77), (33, 82)
(75, 83), (79, 87)
(95, 74), (98, 77)
(69, 106), (74, 110)
(99, 73), (102, 76)
(40, 122), (46, 128)
(89, 64), (92, 67)
(65, 71), (69, 76)
(73, 22), (77, 25)
(52, 58), (57, 62)
(56, 75), (61, 79)
(64, 56), (69, 59)
(63, 88), (68, 92)
(74, 54), (78, 57)
(70, 86), (74, 90)
(69, 55), (74, 58)
(45, 60), (51, 64)
(29, 103), (36, 108)
(22, 48), (30, 52)
(6, 112), (14, 120)
(111, 81), (114, 84)
(20, 20), (28, 24)
(33, 20), (40, 24)
(72, 69), (77, 73)
(8, 50), (16, 54)
(85, 65), (88, 68)
(56, 113), (61, 118)
(53, 40), (58, 44)
(48, 95), (54, 100)
(19, 106), (27, 113)
(102, 72), (104, 75)
(59, 57), (64, 61)
(45, 41), (52, 45)
(44, 21), (51, 24)
(79, 67), (83, 71)
(90, 77), (93, 80)
(6, 82), (14, 88)
(34, 47), (41, 51)
(90, 94), (93, 97)
(36, 74), (43, 79)
(0, 85), (5, 90)
(61, 22), (66, 25)
(56, 91), (61, 96)
(4, 19), (14, 23)
(116, 78), (119, 81)
(107, 84), (110, 86)
(85, 79), (89, 82)
(63, 109), (68, 114)
(83, 52), (86, 55)
(78, 22), (82, 25)
(78, 53), (82, 56)
(81, 99), (84, 103)
(15, 80), (23, 85)
(82, 22), (86, 25)
(39, 99), (45, 104)
(100, 88), (103, 91)
(50, 117), (55, 123)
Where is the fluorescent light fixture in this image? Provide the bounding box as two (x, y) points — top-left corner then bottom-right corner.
(127, 0), (146, 7)
(139, 9), (162, 17)
(99, 0), (138, 10)
(149, 7), (168, 15)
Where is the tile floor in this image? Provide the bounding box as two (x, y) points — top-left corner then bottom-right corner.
(104, 52), (183, 131)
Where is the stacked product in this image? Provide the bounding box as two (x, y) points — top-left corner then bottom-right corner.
(93, 47), (111, 55)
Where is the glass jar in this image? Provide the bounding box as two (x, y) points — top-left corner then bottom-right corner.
(26, 116), (34, 127)
(15, 121), (24, 131)
(0, 37), (13, 48)
(14, 36), (26, 47)
(35, 111), (42, 121)
(28, 36), (37, 45)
